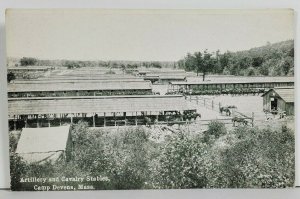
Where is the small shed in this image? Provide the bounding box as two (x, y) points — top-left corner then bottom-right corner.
(261, 87), (294, 115)
(15, 125), (71, 164)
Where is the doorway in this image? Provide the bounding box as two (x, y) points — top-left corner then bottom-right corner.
(270, 97), (278, 111)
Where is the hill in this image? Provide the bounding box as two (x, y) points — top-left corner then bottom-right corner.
(178, 40), (294, 76)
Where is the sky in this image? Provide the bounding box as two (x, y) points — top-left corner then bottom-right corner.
(6, 9), (294, 61)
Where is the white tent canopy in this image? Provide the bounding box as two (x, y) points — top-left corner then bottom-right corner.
(16, 125), (71, 164)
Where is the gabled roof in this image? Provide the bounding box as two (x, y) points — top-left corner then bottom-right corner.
(8, 66), (53, 70)
(262, 87), (294, 103)
(8, 95), (197, 115)
(170, 76), (294, 85)
(8, 81), (152, 92)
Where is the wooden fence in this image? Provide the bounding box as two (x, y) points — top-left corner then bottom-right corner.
(185, 95), (255, 127)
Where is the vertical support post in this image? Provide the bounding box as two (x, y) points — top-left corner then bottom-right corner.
(103, 113), (106, 127)
(135, 112), (138, 126)
(48, 120), (51, 128)
(14, 120), (17, 131)
(212, 100), (214, 110)
(25, 119), (28, 128)
(124, 113), (127, 126)
(196, 96), (199, 105)
(92, 114), (95, 127)
(36, 115), (39, 128)
(252, 112), (254, 127)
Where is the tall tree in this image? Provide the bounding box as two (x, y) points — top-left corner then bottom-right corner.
(20, 57), (37, 66)
(193, 52), (204, 78)
(201, 50), (214, 81)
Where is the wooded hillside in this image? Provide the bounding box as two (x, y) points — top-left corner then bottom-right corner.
(178, 40), (294, 77)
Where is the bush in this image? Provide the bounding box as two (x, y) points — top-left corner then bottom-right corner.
(203, 120), (227, 143)
(155, 132), (211, 188)
(208, 125), (295, 188)
(12, 121), (294, 189)
(7, 72), (16, 83)
(10, 153), (28, 191)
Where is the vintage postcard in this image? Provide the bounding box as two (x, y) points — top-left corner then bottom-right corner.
(6, 9), (295, 191)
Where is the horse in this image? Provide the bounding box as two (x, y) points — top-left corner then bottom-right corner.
(219, 106), (232, 116)
(144, 116), (152, 127)
(232, 116), (248, 126)
(182, 112), (201, 122)
(192, 113), (201, 120)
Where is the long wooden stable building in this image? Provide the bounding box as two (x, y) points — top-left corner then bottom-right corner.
(8, 80), (153, 98)
(168, 76), (294, 93)
(137, 69), (188, 84)
(8, 95), (197, 130)
(8, 66), (54, 72)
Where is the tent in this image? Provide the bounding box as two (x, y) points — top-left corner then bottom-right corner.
(15, 125), (71, 164)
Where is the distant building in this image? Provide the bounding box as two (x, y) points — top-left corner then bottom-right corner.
(262, 87), (294, 115)
(137, 69), (187, 84)
(15, 125), (72, 164)
(169, 76), (294, 93)
(8, 80), (153, 98)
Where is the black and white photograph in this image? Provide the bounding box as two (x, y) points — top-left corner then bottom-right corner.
(6, 9), (295, 191)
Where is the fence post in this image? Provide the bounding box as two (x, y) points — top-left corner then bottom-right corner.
(92, 113), (95, 127)
(252, 112), (254, 127)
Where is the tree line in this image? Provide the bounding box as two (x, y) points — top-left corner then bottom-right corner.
(177, 40), (294, 80)
(11, 39), (294, 80)
(14, 57), (174, 69)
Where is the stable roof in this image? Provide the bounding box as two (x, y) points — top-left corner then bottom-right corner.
(8, 66), (53, 70)
(170, 76), (294, 85)
(13, 79), (146, 84)
(262, 88), (294, 103)
(8, 95), (197, 115)
(8, 81), (152, 92)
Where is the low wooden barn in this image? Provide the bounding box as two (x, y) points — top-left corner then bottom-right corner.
(261, 87), (294, 115)
(15, 125), (71, 164)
